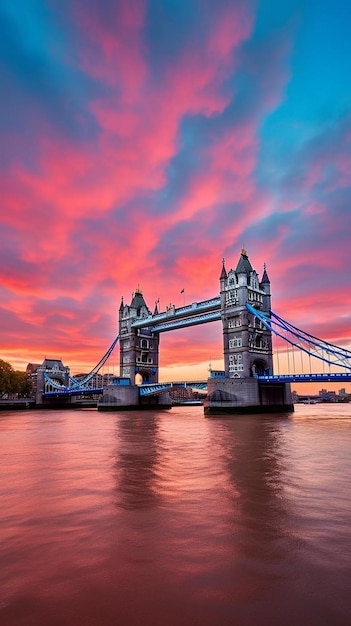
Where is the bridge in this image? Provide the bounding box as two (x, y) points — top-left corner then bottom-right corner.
(39, 249), (351, 413)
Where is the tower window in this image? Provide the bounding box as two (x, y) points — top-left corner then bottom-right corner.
(229, 337), (242, 348)
(228, 316), (241, 328)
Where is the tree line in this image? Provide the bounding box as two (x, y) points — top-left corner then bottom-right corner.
(0, 359), (32, 398)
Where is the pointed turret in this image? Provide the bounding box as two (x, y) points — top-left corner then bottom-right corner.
(220, 258), (227, 280)
(261, 263), (270, 285)
(153, 299), (159, 315)
(118, 296), (125, 321)
(260, 263), (271, 314)
(130, 286), (148, 310)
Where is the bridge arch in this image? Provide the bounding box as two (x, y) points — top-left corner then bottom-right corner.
(135, 368), (155, 384)
(251, 359), (269, 377)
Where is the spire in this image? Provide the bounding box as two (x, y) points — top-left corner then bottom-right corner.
(119, 296), (124, 311)
(220, 258), (227, 280)
(130, 289), (147, 308)
(261, 262), (270, 284)
(235, 248), (253, 275)
(153, 298), (159, 315)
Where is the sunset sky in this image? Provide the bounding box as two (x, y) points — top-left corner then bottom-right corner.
(1, 0), (351, 387)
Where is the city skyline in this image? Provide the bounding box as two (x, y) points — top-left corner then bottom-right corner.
(1, 0), (351, 387)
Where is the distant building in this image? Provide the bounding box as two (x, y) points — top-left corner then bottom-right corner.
(319, 389), (337, 402)
(26, 363), (41, 397)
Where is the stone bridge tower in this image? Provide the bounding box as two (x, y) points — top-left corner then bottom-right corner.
(205, 249), (293, 414)
(220, 248), (273, 378)
(118, 288), (160, 384)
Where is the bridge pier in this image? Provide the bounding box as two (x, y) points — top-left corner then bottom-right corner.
(204, 377), (293, 415)
(98, 382), (171, 411)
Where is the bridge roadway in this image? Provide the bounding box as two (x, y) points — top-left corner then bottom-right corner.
(131, 297), (221, 332)
(43, 372), (351, 399)
(139, 381), (207, 396)
(137, 372), (351, 396)
(258, 372), (351, 383)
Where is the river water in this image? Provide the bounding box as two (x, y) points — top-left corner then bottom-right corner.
(0, 404), (350, 626)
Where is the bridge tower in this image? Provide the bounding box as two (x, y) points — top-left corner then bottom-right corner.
(220, 248), (273, 378)
(205, 249), (293, 415)
(119, 288), (160, 384)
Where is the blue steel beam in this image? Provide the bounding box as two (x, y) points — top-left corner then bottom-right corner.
(139, 383), (184, 396)
(258, 373), (351, 383)
(69, 335), (119, 388)
(166, 380), (208, 390)
(149, 310), (221, 332)
(246, 302), (351, 372)
(132, 297), (221, 332)
(43, 387), (103, 397)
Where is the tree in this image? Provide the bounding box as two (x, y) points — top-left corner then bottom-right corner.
(0, 360), (32, 398)
(12, 370), (32, 397)
(0, 359), (13, 397)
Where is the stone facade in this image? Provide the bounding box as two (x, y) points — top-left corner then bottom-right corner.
(35, 358), (70, 405)
(220, 248), (273, 379)
(119, 289), (160, 384)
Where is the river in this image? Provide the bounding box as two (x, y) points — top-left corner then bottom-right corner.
(0, 404), (350, 625)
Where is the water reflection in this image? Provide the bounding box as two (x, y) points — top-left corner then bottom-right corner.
(113, 412), (162, 510)
(212, 415), (298, 605)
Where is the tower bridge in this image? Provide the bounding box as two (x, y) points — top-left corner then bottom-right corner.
(39, 248), (351, 414)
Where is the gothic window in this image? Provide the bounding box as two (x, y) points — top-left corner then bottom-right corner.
(228, 316), (241, 328)
(229, 354), (243, 364)
(229, 337), (242, 348)
(229, 363), (244, 372)
(225, 289), (238, 305)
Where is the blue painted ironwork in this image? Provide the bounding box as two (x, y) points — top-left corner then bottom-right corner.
(149, 310), (221, 332)
(139, 381), (208, 396)
(139, 383), (183, 396)
(132, 298), (221, 332)
(69, 335), (119, 388)
(43, 335), (119, 393)
(43, 388), (103, 397)
(246, 303), (351, 373)
(258, 373), (351, 383)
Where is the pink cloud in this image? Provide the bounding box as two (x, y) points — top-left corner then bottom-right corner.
(75, 0), (148, 95)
